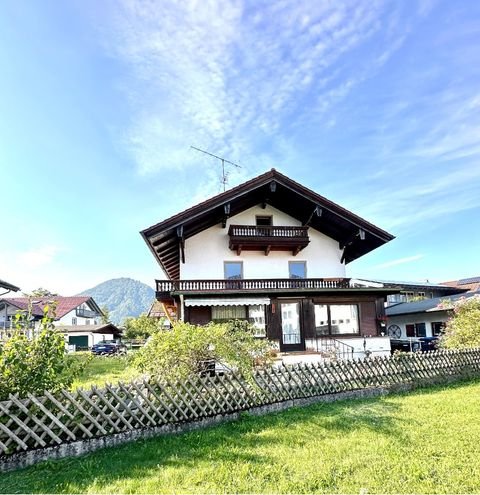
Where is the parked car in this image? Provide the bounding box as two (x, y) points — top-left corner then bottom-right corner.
(390, 339), (420, 353)
(91, 340), (127, 356)
(390, 337), (439, 354)
(418, 336), (439, 352)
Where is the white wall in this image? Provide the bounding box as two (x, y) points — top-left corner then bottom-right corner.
(56, 301), (101, 326)
(181, 204), (345, 279)
(387, 311), (449, 339)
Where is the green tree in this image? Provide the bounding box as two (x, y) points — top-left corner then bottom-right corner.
(132, 319), (274, 382)
(441, 295), (480, 349)
(101, 305), (111, 324)
(0, 303), (84, 400)
(23, 288), (58, 298)
(123, 314), (163, 340)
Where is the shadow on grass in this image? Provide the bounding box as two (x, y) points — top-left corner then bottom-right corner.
(0, 389), (412, 494)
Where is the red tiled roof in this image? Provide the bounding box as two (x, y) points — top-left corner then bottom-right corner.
(3, 296), (94, 319)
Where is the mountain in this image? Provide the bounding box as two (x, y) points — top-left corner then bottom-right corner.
(79, 278), (155, 325)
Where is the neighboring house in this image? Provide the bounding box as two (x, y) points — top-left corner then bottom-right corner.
(385, 290), (480, 343)
(147, 300), (175, 326)
(356, 278), (466, 306)
(0, 278), (20, 294)
(0, 296), (120, 348)
(141, 168), (397, 359)
(440, 276), (480, 293)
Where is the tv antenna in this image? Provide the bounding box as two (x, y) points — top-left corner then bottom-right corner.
(191, 146), (241, 191)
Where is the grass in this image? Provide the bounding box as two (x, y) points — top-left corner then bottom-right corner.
(1, 379), (480, 494)
(71, 353), (142, 390)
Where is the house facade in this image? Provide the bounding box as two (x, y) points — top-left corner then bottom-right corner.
(385, 290), (480, 344)
(141, 169), (396, 358)
(354, 278), (466, 306)
(0, 296), (119, 347)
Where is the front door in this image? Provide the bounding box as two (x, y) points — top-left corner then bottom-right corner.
(279, 301), (305, 352)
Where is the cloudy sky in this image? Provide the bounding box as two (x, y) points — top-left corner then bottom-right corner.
(1, 0), (479, 294)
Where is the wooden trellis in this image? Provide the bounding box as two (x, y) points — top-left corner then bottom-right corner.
(1, 348), (480, 457)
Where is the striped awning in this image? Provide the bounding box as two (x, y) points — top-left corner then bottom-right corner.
(185, 297), (270, 307)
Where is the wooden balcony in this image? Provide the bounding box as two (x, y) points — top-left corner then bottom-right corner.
(156, 278), (352, 296)
(228, 224), (309, 255)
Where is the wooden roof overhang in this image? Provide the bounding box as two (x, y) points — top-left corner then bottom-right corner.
(141, 169), (395, 280)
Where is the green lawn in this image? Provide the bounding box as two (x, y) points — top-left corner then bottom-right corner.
(71, 353), (142, 390)
(2, 379), (480, 493)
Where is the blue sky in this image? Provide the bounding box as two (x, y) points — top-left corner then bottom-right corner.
(1, 0), (479, 294)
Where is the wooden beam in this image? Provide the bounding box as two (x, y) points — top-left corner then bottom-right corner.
(265, 245), (271, 256)
(177, 226), (185, 264)
(304, 205), (322, 226)
(222, 203), (231, 228)
(236, 245), (242, 256)
(339, 228), (366, 250)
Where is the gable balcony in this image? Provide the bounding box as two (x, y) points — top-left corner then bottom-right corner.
(228, 224), (309, 255)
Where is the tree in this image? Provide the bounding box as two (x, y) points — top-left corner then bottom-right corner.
(440, 295), (480, 349)
(101, 305), (111, 324)
(123, 314), (163, 340)
(0, 303), (84, 400)
(132, 319), (274, 382)
(23, 288), (58, 298)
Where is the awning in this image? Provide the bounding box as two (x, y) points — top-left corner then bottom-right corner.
(185, 297), (270, 307)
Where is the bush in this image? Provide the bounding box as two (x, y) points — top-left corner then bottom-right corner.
(132, 320), (274, 382)
(123, 314), (164, 340)
(0, 304), (84, 400)
(440, 295), (480, 349)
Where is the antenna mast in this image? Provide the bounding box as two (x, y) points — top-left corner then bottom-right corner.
(191, 146), (241, 191)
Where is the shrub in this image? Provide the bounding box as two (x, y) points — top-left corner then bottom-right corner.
(440, 295), (480, 349)
(132, 319), (274, 382)
(0, 303), (84, 400)
(123, 314), (164, 340)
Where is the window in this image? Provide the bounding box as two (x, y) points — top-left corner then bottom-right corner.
(387, 294), (407, 304)
(249, 305), (266, 337)
(289, 261), (306, 279)
(85, 319), (90, 326)
(256, 215), (272, 226)
(405, 323), (426, 337)
(212, 305), (246, 320)
(72, 317), (77, 325)
(314, 304), (359, 335)
(224, 261), (243, 280)
(431, 322), (445, 336)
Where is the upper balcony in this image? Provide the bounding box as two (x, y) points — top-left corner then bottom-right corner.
(228, 224), (309, 255)
(156, 278), (352, 297)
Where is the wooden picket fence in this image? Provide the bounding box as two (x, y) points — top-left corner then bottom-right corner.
(1, 348), (480, 458)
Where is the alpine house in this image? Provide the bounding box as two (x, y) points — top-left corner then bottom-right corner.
(141, 169), (396, 358)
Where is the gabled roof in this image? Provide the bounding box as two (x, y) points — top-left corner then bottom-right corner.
(0, 278), (20, 292)
(57, 323), (121, 336)
(441, 276), (480, 292)
(386, 290), (480, 316)
(141, 168), (395, 279)
(1, 296), (103, 319)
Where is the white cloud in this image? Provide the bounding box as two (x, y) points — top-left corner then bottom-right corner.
(374, 254), (424, 270)
(100, 0), (410, 176)
(17, 245), (62, 269)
